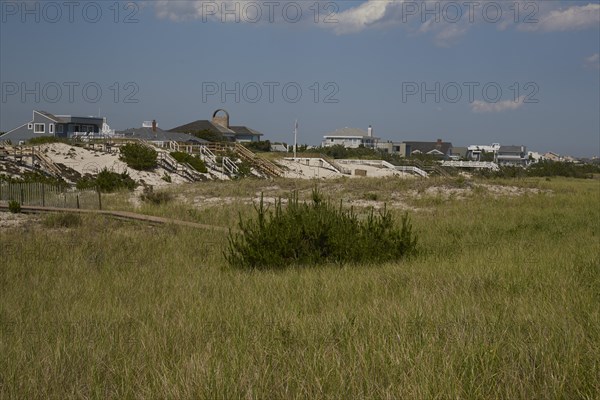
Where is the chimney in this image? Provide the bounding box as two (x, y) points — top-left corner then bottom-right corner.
(152, 120), (157, 132)
(436, 138), (442, 149)
(367, 125), (373, 137)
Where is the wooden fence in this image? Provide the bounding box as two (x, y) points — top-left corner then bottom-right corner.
(0, 182), (100, 209)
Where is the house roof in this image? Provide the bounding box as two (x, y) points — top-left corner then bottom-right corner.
(403, 141), (453, 155)
(324, 127), (371, 138)
(116, 127), (208, 143)
(170, 120), (233, 135)
(35, 110), (61, 122)
(169, 120), (263, 139)
(229, 126), (263, 136)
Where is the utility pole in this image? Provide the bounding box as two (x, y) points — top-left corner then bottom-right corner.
(294, 119), (298, 160)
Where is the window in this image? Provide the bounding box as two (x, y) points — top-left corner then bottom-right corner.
(28, 123), (33, 130)
(49, 124), (54, 134)
(57, 125), (64, 134)
(73, 125), (80, 132)
(34, 123), (45, 133)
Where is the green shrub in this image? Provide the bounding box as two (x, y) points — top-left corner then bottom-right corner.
(120, 143), (157, 171)
(0, 171), (67, 188)
(226, 188), (418, 269)
(76, 168), (137, 193)
(236, 161), (252, 177)
(42, 213), (81, 228)
(140, 186), (173, 205)
(244, 140), (271, 152)
(8, 200), (21, 213)
(170, 152), (208, 173)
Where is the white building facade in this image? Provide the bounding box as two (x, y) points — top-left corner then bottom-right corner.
(322, 126), (378, 149)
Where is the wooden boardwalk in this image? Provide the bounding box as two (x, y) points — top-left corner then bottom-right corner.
(0, 204), (233, 232)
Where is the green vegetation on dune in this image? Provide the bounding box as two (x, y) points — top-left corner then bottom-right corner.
(227, 188), (417, 269)
(1, 177), (598, 399)
(170, 151), (208, 173)
(119, 143), (157, 171)
(76, 168), (137, 193)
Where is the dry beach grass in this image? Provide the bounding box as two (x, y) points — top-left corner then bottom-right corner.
(1, 176), (599, 399)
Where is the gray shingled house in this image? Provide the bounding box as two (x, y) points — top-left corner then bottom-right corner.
(400, 139), (453, 159)
(169, 109), (263, 142)
(497, 145), (528, 166)
(1, 110), (105, 143)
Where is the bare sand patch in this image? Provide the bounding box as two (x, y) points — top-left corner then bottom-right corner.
(0, 210), (39, 229)
(40, 143), (188, 186)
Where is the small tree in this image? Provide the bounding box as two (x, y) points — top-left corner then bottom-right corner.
(120, 143), (157, 171)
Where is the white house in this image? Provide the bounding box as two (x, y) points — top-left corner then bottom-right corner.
(467, 143), (501, 161)
(322, 126), (379, 149)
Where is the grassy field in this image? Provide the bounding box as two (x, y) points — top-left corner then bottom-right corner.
(1, 177), (599, 399)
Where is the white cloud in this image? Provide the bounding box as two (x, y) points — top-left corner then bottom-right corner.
(328, 1), (600, 41)
(584, 53), (600, 70)
(151, 1), (600, 46)
(471, 96), (526, 113)
(329, 0), (394, 34)
(520, 3), (600, 32)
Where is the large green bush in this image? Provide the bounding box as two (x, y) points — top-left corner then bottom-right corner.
(76, 168), (137, 193)
(170, 152), (207, 173)
(120, 143), (157, 171)
(226, 189), (417, 269)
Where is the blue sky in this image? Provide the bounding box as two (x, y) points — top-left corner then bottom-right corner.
(1, 0), (599, 156)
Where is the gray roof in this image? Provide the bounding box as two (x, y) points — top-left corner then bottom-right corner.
(170, 120), (263, 140)
(169, 120), (234, 137)
(36, 110), (60, 122)
(324, 127), (370, 137)
(230, 126), (263, 136)
(499, 145), (525, 153)
(404, 141), (453, 155)
(116, 127), (208, 143)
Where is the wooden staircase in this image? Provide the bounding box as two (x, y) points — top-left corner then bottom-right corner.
(156, 152), (204, 182)
(233, 143), (284, 178)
